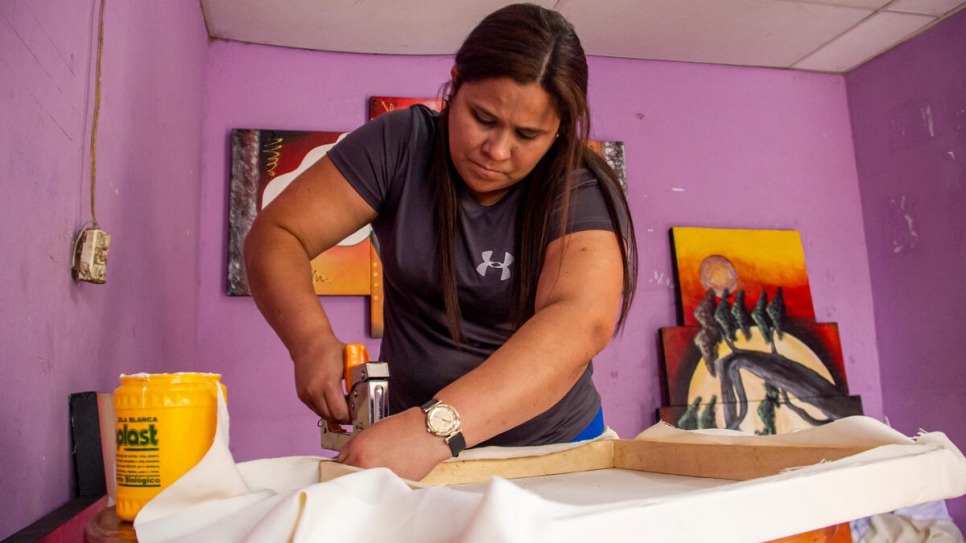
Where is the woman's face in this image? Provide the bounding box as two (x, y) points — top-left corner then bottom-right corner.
(448, 76), (562, 206)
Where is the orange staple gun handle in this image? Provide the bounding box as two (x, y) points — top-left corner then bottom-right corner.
(344, 343), (370, 389)
(324, 343), (370, 435)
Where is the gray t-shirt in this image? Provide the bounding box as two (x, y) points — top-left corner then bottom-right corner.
(328, 105), (618, 446)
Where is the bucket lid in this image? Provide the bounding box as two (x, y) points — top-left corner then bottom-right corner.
(119, 372), (222, 385)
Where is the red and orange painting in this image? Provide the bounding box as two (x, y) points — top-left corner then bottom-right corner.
(658, 227), (862, 435)
(671, 227), (815, 327)
(369, 96), (444, 120)
(228, 129), (372, 297)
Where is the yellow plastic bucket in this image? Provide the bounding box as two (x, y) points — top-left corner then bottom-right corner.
(113, 373), (226, 522)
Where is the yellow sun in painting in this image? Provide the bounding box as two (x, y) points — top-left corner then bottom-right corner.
(698, 255), (738, 297)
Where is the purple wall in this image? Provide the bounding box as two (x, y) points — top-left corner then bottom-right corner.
(15, 1), (956, 536)
(0, 0), (208, 539)
(846, 8), (966, 525)
(199, 43), (883, 463)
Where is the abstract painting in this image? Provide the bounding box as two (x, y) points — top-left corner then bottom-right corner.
(228, 129), (373, 297)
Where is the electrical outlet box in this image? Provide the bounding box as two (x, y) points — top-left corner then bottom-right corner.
(73, 228), (111, 284)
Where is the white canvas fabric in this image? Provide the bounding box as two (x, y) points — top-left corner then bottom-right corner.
(133, 391), (966, 543)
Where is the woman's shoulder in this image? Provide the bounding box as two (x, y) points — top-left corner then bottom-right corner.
(407, 104), (440, 141)
(551, 168), (601, 202)
(375, 104), (438, 132)
(331, 104), (438, 161)
(409, 103), (440, 119)
(571, 167), (598, 187)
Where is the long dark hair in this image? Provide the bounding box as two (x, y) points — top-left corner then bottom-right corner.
(431, 3), (637, 343)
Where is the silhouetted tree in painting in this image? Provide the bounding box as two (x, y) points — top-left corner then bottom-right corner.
(682, 287), (859, 433)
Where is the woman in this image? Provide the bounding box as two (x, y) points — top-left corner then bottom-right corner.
(244, 3), (637, 481)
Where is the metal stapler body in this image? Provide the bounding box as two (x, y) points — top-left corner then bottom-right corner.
(320, 343), (390, 451)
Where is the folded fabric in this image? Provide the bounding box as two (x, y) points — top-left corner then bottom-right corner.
(851, 501), (964, 543)
(858, 511), (964, 543)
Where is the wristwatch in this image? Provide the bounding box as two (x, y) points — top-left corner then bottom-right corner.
(421, 399), (466, 457)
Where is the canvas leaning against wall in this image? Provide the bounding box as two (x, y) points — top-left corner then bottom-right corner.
(659, 227), (863, 435)
(227, 129), (374, 297)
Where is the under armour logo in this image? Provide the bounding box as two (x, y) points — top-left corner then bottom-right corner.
(477, 251), (514, 281)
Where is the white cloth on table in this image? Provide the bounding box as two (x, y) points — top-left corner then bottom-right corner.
(852, 501), (964, 542)
(133, 391), (966, 543)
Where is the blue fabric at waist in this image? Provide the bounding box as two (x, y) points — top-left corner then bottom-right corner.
(570, 406), (605, 442)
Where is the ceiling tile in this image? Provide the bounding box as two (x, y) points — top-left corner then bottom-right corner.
(558, 0), (871, 67)
(201, 0), (965, 72)
(793, 10), (935, 72)
(886, 0), (966, 16)
(201, 0), (556, 55)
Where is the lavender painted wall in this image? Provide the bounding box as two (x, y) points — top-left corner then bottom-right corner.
(0, 0), (207, 539)
(199, 42), (883, 462)
(846, 8), (966, 525)
(1, 2), (913, 536)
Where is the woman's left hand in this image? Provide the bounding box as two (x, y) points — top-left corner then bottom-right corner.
(336, 407), (453, 481)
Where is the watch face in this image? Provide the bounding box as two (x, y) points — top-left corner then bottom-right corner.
(426, 403), (461, 436)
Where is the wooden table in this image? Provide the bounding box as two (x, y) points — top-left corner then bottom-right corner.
(85, 506), (137, 543)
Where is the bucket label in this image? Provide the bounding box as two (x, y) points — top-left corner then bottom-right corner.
(116, 416), (162, 488)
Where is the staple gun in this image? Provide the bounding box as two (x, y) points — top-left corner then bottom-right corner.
(320, 343), (390, 451)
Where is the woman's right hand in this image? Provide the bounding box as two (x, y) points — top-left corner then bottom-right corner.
(291, 336), (350, 423)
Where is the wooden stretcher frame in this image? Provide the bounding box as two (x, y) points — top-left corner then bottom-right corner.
(319, 437), (874, 543)
(318, 436), (875, 487)
(419, 437), (874, 486)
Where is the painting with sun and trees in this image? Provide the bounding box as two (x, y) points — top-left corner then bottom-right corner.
(659, 227), (862, 435)
(671, 227), (816, 327)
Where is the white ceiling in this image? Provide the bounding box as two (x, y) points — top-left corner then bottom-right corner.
(200, 0), (965, 74)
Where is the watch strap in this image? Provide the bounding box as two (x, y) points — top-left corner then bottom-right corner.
(444, 431), (466, 457)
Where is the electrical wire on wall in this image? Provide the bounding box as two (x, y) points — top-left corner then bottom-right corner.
(73, 0), (111, 284)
